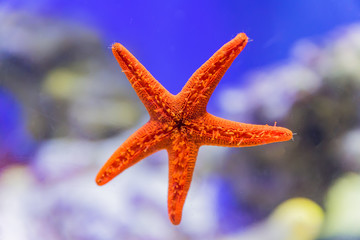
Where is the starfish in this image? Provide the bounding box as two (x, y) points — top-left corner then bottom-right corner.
(96, 33), (293, 225)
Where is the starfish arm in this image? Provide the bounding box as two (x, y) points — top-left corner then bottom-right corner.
(96, 121), (170, 185)
(190, 113), (293, 147)
(112, 43), (174, 120)
(167, 130), (199, 225)
(178, 33), (248, 118)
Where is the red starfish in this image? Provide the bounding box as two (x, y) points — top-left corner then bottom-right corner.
(96, 33), (293, 225)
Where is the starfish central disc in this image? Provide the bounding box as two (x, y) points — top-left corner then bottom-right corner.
(96, 33), (293, 225)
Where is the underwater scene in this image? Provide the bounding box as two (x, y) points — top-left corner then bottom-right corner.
(1, 1), (360, 239)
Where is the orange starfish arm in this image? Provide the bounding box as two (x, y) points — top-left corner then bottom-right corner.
(167, 130), (199, 225)
(96, 121), (170, 185)
(178, 33), (248, 118)
(112, 43), (174, 120)
(191, 113), (293, 147)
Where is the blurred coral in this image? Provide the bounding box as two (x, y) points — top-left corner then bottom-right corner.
(322, 173), (360, 238)
(220, 197), (324, 240)
(0, 11), (141, 142)
(216, 24), (360, 235)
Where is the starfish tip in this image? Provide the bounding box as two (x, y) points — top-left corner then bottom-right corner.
(95, 175), (107, 186)
(112, 42), (123, 54)
(234, 32), (249, 44)
(278, 127), (293, 142)
(169, 213), (181, 225)
(285, 127), (293, 138)
(236, 32), (248, 39)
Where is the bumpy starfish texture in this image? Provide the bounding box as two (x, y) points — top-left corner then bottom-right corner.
(96, 33), (293, 225)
